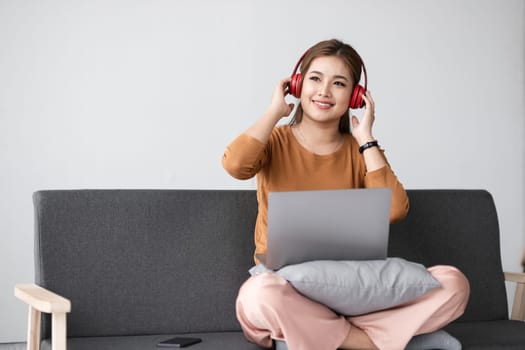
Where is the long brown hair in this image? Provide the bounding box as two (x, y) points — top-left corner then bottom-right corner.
(289, 39), (363, 134)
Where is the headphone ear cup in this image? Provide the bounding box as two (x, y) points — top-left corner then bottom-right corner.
(290, 74), (303, 98)
(349, 84), (366, 109)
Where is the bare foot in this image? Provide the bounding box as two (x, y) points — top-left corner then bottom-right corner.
(339, 325), (378, 350)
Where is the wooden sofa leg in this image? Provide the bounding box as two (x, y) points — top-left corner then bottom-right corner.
(512, 282), (525, 321)
(27, 306), (41, 350)
(51, 313), (67, 350)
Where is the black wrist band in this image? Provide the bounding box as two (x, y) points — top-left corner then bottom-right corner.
(359, 140), (379, 154)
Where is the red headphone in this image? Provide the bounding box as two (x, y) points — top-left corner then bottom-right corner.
(288, 50), (368, 109)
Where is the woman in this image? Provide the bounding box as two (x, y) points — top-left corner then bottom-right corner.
(222, 39), (469, 350)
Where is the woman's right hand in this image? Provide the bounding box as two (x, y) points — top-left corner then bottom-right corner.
(268, 77), (295, 121)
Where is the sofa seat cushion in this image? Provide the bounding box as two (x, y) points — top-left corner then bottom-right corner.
(41, 332), (262, 350)
(445, 320), (525, 349)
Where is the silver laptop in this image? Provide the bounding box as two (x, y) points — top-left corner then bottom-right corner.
(264, 188), (392, 270)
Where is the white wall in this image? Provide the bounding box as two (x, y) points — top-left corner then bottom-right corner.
(1, 0), (523, 342)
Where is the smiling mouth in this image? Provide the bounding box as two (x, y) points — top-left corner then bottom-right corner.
(313, 100), (334, 108)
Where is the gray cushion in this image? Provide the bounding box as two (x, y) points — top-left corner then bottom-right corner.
(445, 320), (525, 349)
(277, 258), (440, 316)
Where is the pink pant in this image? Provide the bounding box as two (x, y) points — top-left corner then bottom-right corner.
(236, 265), (469, 350)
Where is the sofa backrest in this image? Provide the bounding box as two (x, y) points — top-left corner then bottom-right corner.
(388, 189), (508, 322)
(33, 189), (508, 339)
(34, 190), (257, 338)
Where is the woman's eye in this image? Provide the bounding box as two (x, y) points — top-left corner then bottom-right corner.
(334, 81), (346, 87)
(309, 76), (321, 82)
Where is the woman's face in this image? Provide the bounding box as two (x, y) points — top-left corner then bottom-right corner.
(300, 55), (353, 126)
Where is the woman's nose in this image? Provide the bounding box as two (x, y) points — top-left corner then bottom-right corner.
(318, 82), (331, 96)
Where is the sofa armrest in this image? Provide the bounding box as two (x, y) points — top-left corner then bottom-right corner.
(14, 284), (71, 350)
(504, 272), (525, 321)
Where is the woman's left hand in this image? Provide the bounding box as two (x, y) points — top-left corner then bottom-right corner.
(351, 91), (376, 145)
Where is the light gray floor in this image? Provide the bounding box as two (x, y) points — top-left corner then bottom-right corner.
(0, 343), (25, 350)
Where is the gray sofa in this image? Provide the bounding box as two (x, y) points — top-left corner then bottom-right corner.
(14, 189), (525, 349)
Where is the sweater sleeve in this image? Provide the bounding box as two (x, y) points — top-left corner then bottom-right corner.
(222, 133), (269, 180)
(364, 165), (409, 224)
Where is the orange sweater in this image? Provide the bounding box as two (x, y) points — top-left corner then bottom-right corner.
(222, 125), (409, 263)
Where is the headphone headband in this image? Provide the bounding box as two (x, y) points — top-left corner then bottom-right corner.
(291, 50), (308, 80)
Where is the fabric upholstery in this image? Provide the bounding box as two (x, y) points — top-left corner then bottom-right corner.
(40, 332), (262, 350)
(34, 190), (256, 338)
(445, 320), (525, 349)
(389, 190), (508, 322)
